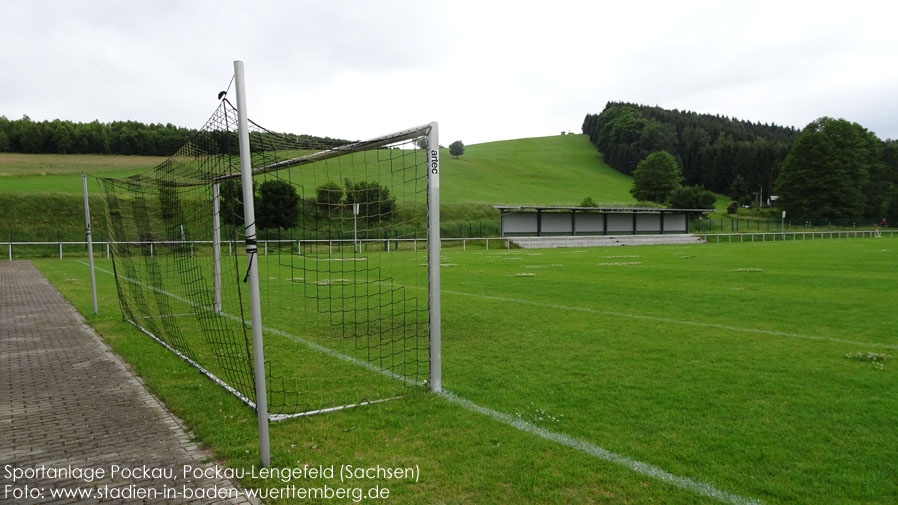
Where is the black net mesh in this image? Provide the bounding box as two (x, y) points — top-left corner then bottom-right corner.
(98, 99), (433, 418)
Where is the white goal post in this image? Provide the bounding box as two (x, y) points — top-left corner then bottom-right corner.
(98, 60), (441, 469)
(207, 60), (441, 465)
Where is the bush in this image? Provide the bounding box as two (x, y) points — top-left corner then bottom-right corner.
(316, 181), (343, 214)
(257, 179), (300, 230)
(727, 201), (738, 214)
(344, 179), (396, 222)
(449, 140), (465, 158)
(219, 179), (257, 227)
(580, 197), (598, 208)
(668, 185), (717, 210)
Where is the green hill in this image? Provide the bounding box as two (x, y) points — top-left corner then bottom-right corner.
(0, 134), (638, 241)
(0, 153), (166, 193)
(441, 134), (635, 206)
(0, 135), (635, 204)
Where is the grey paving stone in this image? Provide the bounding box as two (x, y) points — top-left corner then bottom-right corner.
(0, 262), (259, 505)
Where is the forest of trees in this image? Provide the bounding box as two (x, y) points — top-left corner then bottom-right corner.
(775, 117), (898, 222)
(0, 115), (345, 156)
(583, 102), (898, 221)
(0, 115), (195, 156)
(582, 102), (798, 202)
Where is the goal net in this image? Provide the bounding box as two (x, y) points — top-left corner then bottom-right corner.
(97, 98), (439, 420)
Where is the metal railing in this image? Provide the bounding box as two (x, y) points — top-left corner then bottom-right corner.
(3, 230), (894, 260)
(2, 237), (516, 260)
(698, 230), (895, 243)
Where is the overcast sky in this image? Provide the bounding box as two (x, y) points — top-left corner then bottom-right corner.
(2, 0), (896, 145)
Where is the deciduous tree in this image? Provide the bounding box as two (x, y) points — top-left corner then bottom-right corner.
(774, 117), (882, 219)
(257, 180), (300, 230)
(449, 140), (464, 158)
(630, 151), (682, 203)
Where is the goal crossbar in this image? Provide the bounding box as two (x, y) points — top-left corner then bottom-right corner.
(212, 122), (435, 182)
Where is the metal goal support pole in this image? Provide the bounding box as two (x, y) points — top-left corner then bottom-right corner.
(426, 123), (442, 393)
(234, 60), (270, 468)
(82, 174), (98, 315)
(353, 203), (360, 253)
(212, 183), (222, 313)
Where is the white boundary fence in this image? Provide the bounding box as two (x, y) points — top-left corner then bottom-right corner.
(4, 230), (894, 260)
(698, 230), (895, 243)
(2, 237), (515, 260)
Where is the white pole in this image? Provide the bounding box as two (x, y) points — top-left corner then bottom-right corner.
(234, 60), (270, 467)
(353, 202), (360, 253)
(82, 174), (98, 315)
(426, 123), (441, 393)
(781, 210), (786, 240)
(212, 183), (222, 313)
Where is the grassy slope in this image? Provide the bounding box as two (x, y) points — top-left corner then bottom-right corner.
(0, 135), (633, 203)
(0, 153), (167, 193)
(0, 135), (638, 239)
(440, 134), (635, 206)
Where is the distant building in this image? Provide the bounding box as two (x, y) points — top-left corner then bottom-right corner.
(495, 205), (715, 237)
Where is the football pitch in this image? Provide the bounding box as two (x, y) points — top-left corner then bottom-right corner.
(35, 236), (898, 504)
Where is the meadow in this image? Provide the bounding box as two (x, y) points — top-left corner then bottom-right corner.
(1, 134), (649, 246)
(0, 152), (167, 193)
(34, 235), (898, 505)
(0, 135), (632, 204)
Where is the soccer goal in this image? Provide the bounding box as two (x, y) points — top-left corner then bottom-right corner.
(96, 61), (440, 463)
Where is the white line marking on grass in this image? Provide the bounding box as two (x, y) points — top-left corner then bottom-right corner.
(439, 390), (762, 505)
(76, 260), (761, 505)
(441, 289), (898, 350)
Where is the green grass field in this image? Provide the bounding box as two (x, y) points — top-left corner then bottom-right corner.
(34, 236), (898, 504)
(0, 152), (167, 193)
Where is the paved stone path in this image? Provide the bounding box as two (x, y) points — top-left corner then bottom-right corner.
(0, 261), (257, 504)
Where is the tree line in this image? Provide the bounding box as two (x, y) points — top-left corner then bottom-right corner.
(0, 115), (346, 156)
(0, 115), (194, 155)
(582, 102), (797, 201)
(583, 102), (898, 222)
